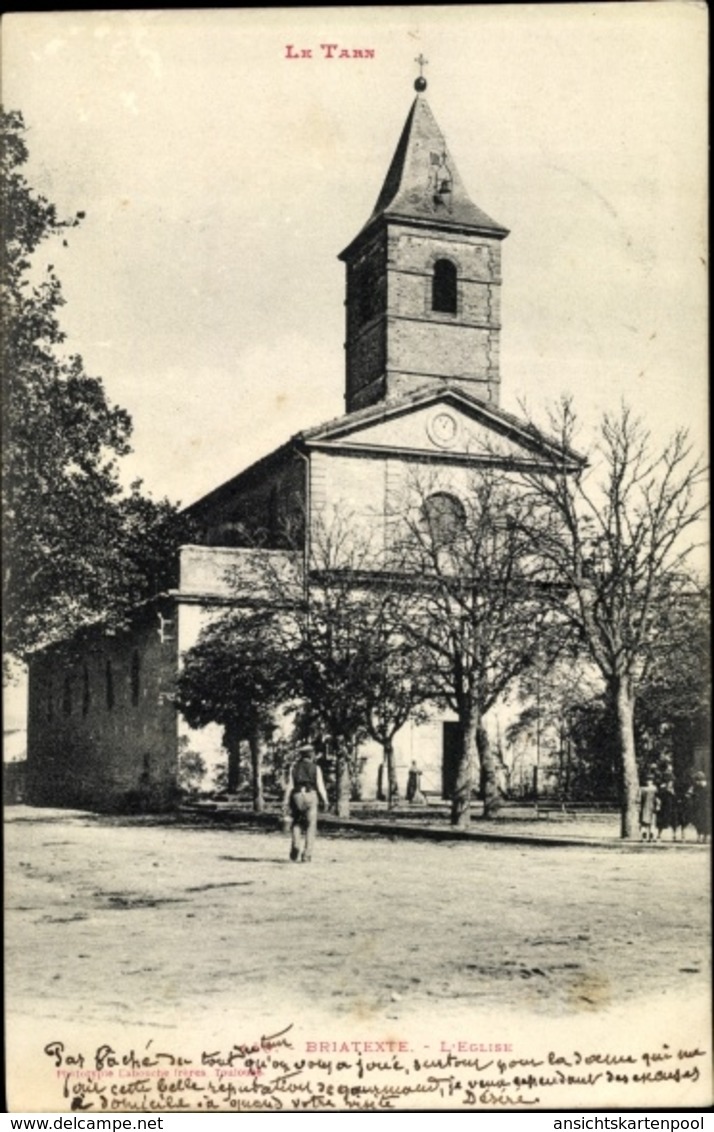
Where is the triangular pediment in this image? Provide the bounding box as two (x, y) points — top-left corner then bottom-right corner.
(300, 388), (582, 470)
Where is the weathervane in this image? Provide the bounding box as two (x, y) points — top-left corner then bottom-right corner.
(414, 53), (428, 93)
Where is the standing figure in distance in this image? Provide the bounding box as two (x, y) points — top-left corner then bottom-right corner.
(283, 743), (329, 863)
(690, 771), (710, 844)
(656, 779), (680, 841)
(406, 760), (424, 805)
(638, 775), (658, 842)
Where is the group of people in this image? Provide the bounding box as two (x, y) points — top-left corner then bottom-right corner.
(282, 744), (709, 859)
(639, 771), (710, 842)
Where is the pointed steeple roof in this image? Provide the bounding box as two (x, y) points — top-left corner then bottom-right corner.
(341, 91), (507, 258)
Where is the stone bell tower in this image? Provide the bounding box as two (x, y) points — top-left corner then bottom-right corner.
(339, 69), (509, 414)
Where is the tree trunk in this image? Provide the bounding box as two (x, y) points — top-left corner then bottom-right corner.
(478, 723), (501, 818)
(223, 722), (241, 794)
(336, 740), (351, 818)
(452, 705), (477, 829)
(564, 731), (573, 802)
(383, 737), (399, 810)
(248, 729), (265, 813)
(612, 674), (639, 838)
(348, 745), (364, 801)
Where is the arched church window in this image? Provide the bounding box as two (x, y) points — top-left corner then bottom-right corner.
(432, 259), (457, 314)
(422, 492), (466, 545)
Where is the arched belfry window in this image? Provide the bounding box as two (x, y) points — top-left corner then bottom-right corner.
(422, 492), (466, 545)
(432, 259), (457, 314)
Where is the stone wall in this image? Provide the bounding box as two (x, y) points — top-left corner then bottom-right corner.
(26, 600), (179, 811)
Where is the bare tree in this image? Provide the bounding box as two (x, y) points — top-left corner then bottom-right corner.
(519, 401), (707, 838)
(393, 470), (559, 829)
(359, 586), (431, 809)
(291, 516), (372, 817)
(506, 657), (602, 801)
(238, 508), (430, 817)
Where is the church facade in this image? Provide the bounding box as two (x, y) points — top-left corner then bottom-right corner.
(26, 81), (575, 810)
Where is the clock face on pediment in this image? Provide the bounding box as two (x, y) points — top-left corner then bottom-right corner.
(426, 410), (459, 449)
(304, 397), (564, 468)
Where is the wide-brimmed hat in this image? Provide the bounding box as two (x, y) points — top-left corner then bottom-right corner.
(297, 743), (315, 756)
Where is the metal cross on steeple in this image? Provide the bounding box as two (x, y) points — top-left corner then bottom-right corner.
(414, 53), (428, 92)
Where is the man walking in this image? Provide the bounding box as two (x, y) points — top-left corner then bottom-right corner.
(283, 743), (329, 862)
(638, 775), (658, 842)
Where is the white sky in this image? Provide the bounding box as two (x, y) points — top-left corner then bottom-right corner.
(4, 4), (707, 503)
(2, 4), (708, 726)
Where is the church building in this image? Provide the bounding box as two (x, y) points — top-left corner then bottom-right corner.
(26, 77), (577, 810)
